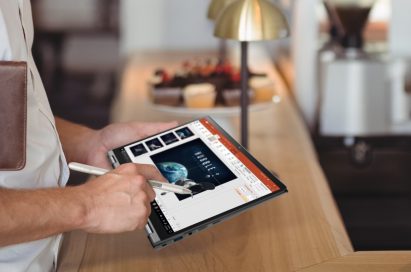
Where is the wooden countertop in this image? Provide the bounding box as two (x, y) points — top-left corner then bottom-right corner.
(57, 48), (411, 272)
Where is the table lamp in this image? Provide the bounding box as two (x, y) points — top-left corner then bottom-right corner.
(207, 0), (236, 20)
(214, 0), (289, 148)
(208, 0), (237, 61)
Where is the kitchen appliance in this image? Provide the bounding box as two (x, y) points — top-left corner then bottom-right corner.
(292, 0), (411, 137)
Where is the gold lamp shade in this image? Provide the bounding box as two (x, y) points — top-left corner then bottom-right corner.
(207, 0), (236, 20)
(214, 0), (290, 41)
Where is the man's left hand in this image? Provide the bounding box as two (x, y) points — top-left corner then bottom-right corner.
(86, 121), (177, 169)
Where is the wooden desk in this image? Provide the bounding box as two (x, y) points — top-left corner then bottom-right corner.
(58, 48), (411, 272)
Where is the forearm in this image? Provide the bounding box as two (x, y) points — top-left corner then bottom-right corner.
(55, 117), (97, 164)
(0, 186), (87, 247)
(0, 163), (161, 247)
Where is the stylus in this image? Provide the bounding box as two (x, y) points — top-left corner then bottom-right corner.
(68, 162), (192, 195)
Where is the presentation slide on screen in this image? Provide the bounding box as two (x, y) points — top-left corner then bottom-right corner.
(123, 118), (280, 233)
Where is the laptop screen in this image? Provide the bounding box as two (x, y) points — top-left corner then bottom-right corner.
(118, 117), (285, 240)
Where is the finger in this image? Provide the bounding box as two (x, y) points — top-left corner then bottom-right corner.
(137, 196), (152, 227)
(111, 163), (140, 175)
(144, 181), (156, 201)
(129, 164), (168, 183)
(128, 175), (156, 201)
(129, 197), (150, 230)
(131, 121), (178, 138)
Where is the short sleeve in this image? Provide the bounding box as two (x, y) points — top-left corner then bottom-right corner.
(0, 1), (28, 61)
(0, 5), (12, 61)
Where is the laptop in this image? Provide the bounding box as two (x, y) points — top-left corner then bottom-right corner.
(108, 116), (287, 249)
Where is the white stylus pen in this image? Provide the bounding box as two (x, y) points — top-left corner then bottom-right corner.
(68, 162), (192, 195)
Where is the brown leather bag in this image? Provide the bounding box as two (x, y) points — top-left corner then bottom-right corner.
(0, 61), (27, 170)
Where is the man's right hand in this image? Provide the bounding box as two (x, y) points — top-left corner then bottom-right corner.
(78, 163), (165, 233)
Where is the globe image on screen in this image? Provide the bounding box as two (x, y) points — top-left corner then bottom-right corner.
(157, 162), (189, 184)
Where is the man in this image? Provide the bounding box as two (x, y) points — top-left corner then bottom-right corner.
(0, 1), (175, 271)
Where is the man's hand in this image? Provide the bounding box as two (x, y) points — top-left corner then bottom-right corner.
(55, 118), (177, 168)
(79, 163), (165, 233)
(87, 121), (177, 169)
(54, 119), (176, 232)
(1, 119), (175, 245)
(0, 163), (167, 246)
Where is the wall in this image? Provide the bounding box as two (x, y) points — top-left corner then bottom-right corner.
(120, 0), (219, 55)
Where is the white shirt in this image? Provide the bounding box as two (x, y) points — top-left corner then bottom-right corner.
(0, 0), (69, 271)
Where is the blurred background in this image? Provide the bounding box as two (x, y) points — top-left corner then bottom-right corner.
(31, 0), (410, 252)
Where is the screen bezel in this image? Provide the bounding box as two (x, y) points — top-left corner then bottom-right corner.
(109, 116), (287, 247)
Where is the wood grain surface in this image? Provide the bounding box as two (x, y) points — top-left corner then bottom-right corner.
(57, 48), (411, 272)
(298, 252), (411, 272)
